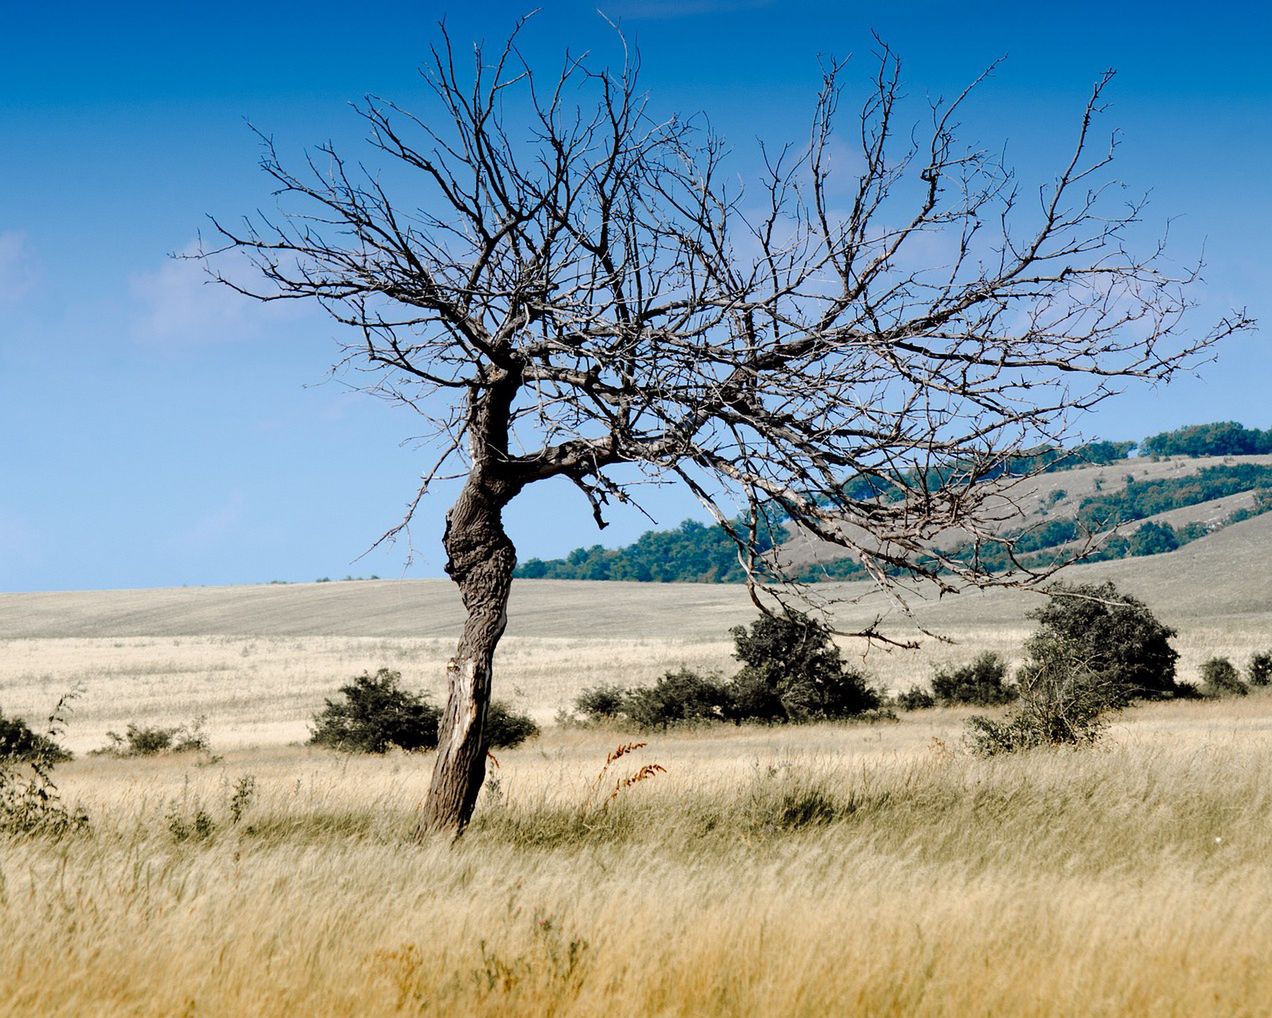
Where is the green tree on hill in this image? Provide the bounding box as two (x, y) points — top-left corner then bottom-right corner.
(1141, 422), (1272, 458)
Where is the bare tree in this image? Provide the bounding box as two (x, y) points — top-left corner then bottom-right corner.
(208, 20), (1251, 835)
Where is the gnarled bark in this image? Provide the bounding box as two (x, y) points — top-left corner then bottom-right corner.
(417, 466), (519, 836)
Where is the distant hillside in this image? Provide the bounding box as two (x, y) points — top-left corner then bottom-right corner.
(3, 512), (1270, 640)
(517, 422), (1272, 583)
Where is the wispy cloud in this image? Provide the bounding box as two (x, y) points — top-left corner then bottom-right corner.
(129, 241), (297, 345)
(0, 231), (37, 304)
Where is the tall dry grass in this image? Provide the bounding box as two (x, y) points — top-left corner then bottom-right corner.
(5, 700), (1272, 1016)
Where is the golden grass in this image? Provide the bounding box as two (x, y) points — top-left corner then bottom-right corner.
(3, 562), (1272, 1015)
(6, 700), (1272, 1016)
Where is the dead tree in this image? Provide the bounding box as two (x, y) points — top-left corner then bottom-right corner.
(209, 21), (1251, 834)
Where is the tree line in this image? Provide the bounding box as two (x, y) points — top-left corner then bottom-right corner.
(520, 430), (1272, 584)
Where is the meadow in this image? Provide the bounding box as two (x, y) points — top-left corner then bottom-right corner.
(2, 520), (1272, 1016)
(5, 703), (1272, 1016)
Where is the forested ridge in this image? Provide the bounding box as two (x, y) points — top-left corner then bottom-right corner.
(517, 424), (1272, 583)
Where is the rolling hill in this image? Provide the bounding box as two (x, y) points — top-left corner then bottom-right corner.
(518, 445), (1272, 584)
(3, 511), (1269, 641)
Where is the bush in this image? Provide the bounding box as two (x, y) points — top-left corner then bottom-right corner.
(1128, 520), (1179, 557)
(1200, 657), (1247, 698)
(309, 669), (441, 753)
(727, 612), (879, 721)
(967, 653), (1122, 755)
(1, 690), (87, 836)
(623, 668), (732, 729)
(0, 708), (72, 764)
(1248, 651), (1272, 688)
(1022, 581), (1182, 703)
(931, 652), (1016, 706)
(486, 701), (540, 748)
(573, 684), (631, 721)
(893, 686), (936, 711)
(98, 717), (211, 757)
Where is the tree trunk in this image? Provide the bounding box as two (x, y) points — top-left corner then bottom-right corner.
(417, 474), (517, 837)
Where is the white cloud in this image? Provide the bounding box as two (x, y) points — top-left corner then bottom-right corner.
(0, 231), (37, 304)
(129, 242), (296, 345)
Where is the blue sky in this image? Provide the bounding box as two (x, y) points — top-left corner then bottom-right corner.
(2, 1), (1268, 592)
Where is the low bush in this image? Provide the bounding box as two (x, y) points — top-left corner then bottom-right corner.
(571, 614), (882, 729)
(1200, 657), (1247, 698)
(1022, 581), (1182, 702)
(573, 684), (631, 721)
(932, 652), (1016, 706)
(311, 668), (539, 752)
(1, 690), (87, 836)
(623, 668), (732, 729)
(486, 701), (540, 748)
(310, 669), (441, 753)
(1248, 651), (1272, 688)
(967, 652), (1122, 755)
(893, 686), (936, 711)
(0, 707), (72, 764)
(98, 716), (211, 757)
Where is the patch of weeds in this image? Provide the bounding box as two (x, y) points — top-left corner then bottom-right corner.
(227, 775), (256, 826)
(167, 803), (216, 843)
(372, 943), (428, 1012)
(775, 787), (841, 829)
(474, 912), (589, 999)
(96, 716), (214, 758)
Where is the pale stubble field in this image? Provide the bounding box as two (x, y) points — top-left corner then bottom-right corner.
(0, 625), (1266, 752)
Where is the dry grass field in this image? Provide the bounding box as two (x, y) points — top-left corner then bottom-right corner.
(2, 516), (1271, 1015)
(6, 708), (1272, 1016)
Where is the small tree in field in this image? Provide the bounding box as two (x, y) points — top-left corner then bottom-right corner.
(1200, 657), (1247, 698)
(310, 669), (441, 754)
(1021, 581), (1183, 704)
(729, 613), (878, 721)
(211, 19), (1248, 833)
(1248, 652), (1272, 688)
(931, 652), (1016, 706)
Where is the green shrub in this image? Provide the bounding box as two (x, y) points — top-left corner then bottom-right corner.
(893, 686), (936, 711)
(727, 612), (879, 721)
(1200, 657), (1247, 698)
(623, 668), (732, 729)
(98, 717), (211, 757)
(573, 684), (631, 721)
(1, 690), (87, 836)
(1021, 581), (1182, 703)
(1128, 520), (1179, 557)
(0, 708), (72, 764)
(967, 652), (1121, 755)
(931, 652), (1016, 706)
(1248, 651), (1272, 688)
(310, 670), (537, 752)
(486, 701), (540, 748)
(309, 669), (441, 753)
